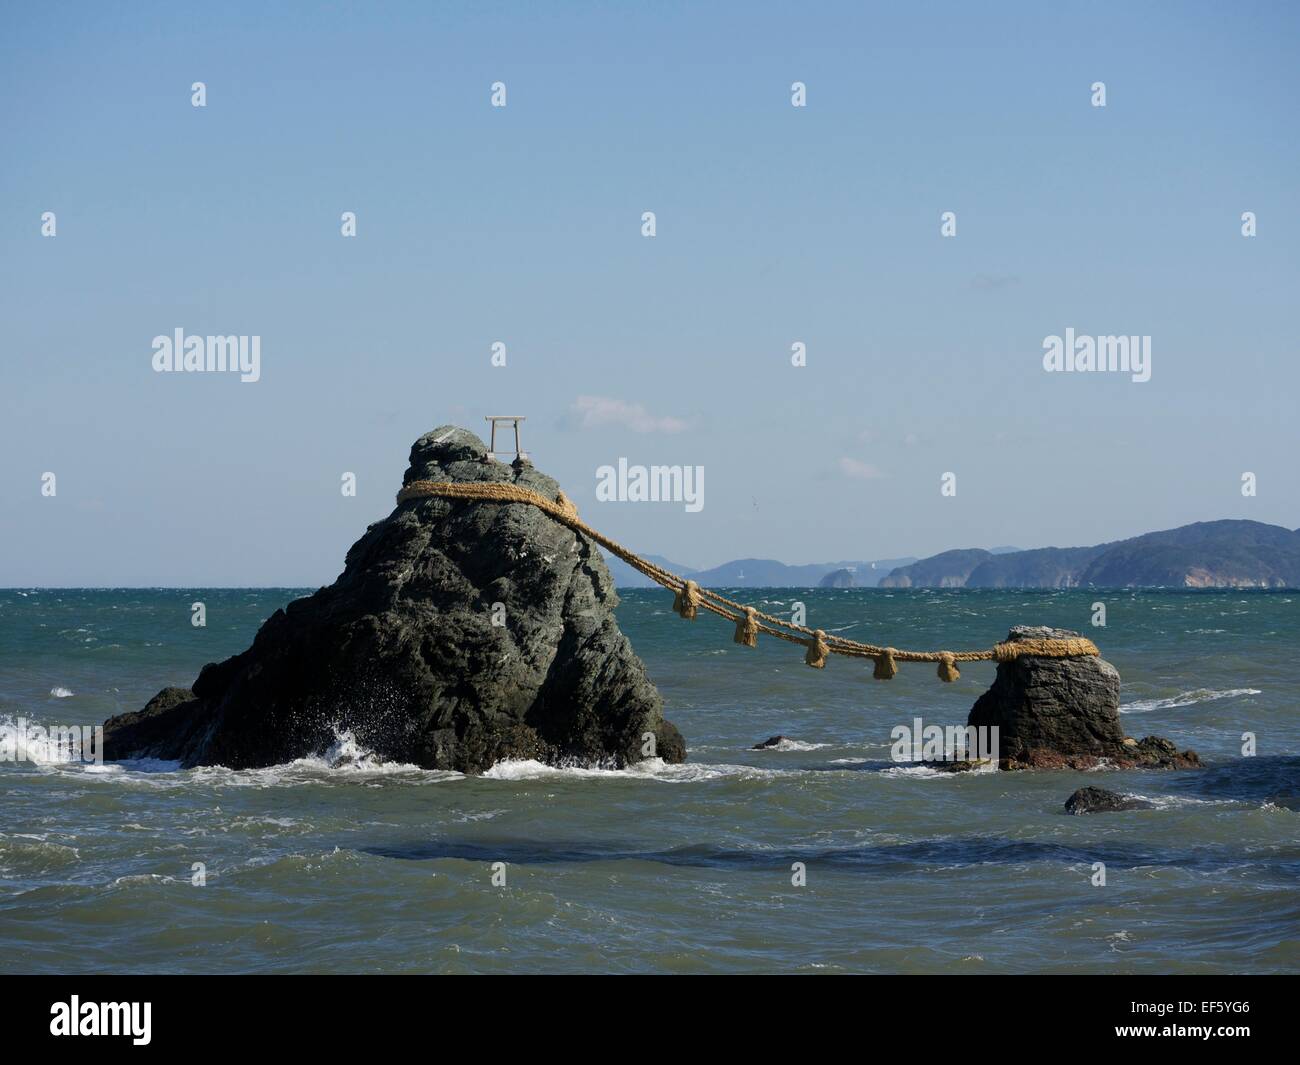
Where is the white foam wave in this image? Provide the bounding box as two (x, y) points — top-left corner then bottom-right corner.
(881, 758), (997, 779)
(755, 738), (829, 752)
(879, 764), (961, 780)
(482, 757), (786, 783)
(1120, 688), (1261, 714)
(193, 730), (458, 786)
(68, 730), (459, 788)
(1139, 794), (1237, 810)
(0, 714), (97, 766)
(307, 729), (401, 770)
(48, 687), (74, 698)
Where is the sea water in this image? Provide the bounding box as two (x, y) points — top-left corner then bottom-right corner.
(0, 587), (1296, 974)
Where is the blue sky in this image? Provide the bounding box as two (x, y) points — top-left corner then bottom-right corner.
(2, 1), (1297, 584)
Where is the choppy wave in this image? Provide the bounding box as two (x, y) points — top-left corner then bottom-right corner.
(1139, 793), (1239, 810)
(0, 713), (99, 766)
(0, 834), (82, 878)
(880, 759), (997, 779)
(48, 687), (74, 698)
(21, 728), (783, 789)
(753, 738), (828, 752)
(879, 764), (962, 780)
(481, 757), (787, 783)
(22, 728), (461, 788)
(1120, 688), (1262, 714)
(186, 731), (462, 788)
(3, 587), (1298, 974)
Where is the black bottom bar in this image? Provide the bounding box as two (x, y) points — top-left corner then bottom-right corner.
(0, 974), (1283, 1050)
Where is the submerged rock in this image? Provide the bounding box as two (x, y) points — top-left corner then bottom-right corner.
(921, 758), (993, 773)
(1123, 736), (1202, 769)
(753, 735), (793, 749)
(968, 626), (1201, 771)
(103, 426), (685, 774)
(1064, 786), (1151, 814)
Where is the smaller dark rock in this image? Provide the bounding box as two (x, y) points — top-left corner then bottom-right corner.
(1124, 736), (1203, 769)
(921, 758), (993, 773)
(970, 626), (1203, 771)
(753, 735), (792, 750)
(654, 723), (687, 762)
(1064, 786), (1152, 814)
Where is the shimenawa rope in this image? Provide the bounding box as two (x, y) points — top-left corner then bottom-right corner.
(395, 479), (1100, 681)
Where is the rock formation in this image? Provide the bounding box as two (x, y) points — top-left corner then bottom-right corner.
(818, 568), (856, 588)
(1064, 786), (1152, 814)
(103, 426), (686, 773)
(968, 626), (1201, 771)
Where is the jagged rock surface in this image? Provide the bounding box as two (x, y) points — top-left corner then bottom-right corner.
(968, 626), (1201, 771)
(1064, 786), (1152, 814)
(103, 427), (685, 773)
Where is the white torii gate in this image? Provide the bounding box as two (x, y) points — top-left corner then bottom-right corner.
(484, 415), (528, 462)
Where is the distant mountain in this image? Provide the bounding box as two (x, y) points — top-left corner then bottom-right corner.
(880, 520), (1300, 589)
(603, 554), (917, 588)
(876, 548), (993, 588)
(688, 557), (917, 588)
(1078, 521), (1300, 587)
(819, 568), (857, 588)
(966, 545), (1104, 588)
(603, 553), (697, 588)
(604, 521), (1300, 591)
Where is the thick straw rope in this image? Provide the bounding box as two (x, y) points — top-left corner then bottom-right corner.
(396, 479), (1099, 681)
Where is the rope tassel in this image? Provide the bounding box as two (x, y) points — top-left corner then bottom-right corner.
(873, 648), (898, 680)
(673, 579), (701, 620)
(734, 606), (759, 647)
(805, 629), (829, 669)
(937, 652), (960, 683)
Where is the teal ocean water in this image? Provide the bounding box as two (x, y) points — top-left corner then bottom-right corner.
(1, 587), (1296, 974)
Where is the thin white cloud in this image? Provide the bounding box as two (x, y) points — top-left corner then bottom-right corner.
(839, 457), (884, 480)
(570, 395), (687, 434)
(971, 273), (1021, 291)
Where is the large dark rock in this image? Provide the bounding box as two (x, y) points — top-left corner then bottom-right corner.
(103, 426), (685, 774)
(968, 626), (1201, 771)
